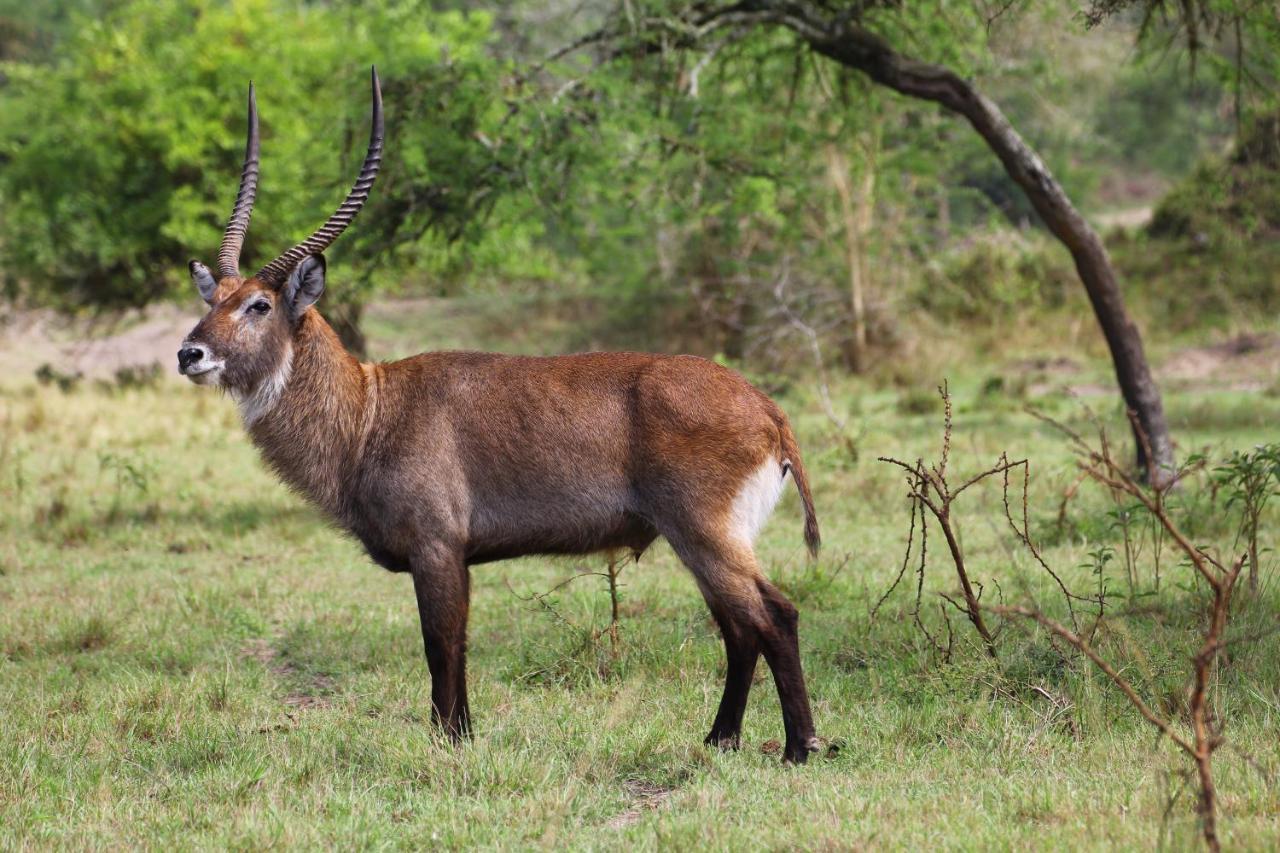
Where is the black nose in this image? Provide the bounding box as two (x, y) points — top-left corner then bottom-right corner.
(178, 347), (204, 370)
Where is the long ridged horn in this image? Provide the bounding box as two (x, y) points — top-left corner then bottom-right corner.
(256, 67), (383, 286)
(217, 82), (260, 280)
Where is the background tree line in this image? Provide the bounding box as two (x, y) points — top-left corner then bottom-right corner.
(0, 0), (1275, 371)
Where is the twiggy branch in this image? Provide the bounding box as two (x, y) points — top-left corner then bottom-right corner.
(773, 262), (849, 437)
(892, 395), (1249, 850)
(1033, 408), (1222, 587)
(995, 409), (1246, 852)
(992, 551), (1243, 851)
(1000, 453), (1094, 629)
(505, 554), (632, 671)
(990, 604), (1194, 754)
(871, 485), (918, 619)
(877, 383), (1039, 659)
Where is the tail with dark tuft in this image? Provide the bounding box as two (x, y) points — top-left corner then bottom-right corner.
(779, 421), (820, 557)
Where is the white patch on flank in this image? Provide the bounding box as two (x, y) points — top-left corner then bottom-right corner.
(729, 458), (788, 544)
(234, 342), (293, 427)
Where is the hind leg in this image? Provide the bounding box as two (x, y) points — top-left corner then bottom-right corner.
(754, 576), (818, 763)
(671, 532), (819, 763)
(703, 600), (760, 750)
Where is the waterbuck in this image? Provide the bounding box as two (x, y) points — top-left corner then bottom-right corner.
(178, 70), (823, 762)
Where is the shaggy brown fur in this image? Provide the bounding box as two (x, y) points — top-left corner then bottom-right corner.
(180, 261), (822, 762)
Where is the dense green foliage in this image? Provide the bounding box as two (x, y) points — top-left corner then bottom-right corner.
(4, 0), (1275, 368)
(1110, 113), (1280, 331)
(472, 0), (1245, 361)
(1152, 114), (1280, 244)
(0, 0), (503, 310)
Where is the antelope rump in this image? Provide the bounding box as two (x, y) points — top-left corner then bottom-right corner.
(177, 69), (824, 763)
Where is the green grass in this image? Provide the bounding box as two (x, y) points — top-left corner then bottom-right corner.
(2, 346), (1280, 848)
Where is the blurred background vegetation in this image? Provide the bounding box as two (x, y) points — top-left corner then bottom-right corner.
(0, 0), (1276, 369)
(2, 6), (1280, 844)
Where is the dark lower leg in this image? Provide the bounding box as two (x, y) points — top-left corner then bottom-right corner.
(454, 633), (471, 736)
(757, 580), (818, 764)
(412, 558), (471, 740)
(668, 528), (813, 761)
(422, 639), (469, 738)
(705, 617), (760, 749)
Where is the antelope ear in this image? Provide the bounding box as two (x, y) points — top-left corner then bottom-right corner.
(189, 260), (217, 304)
(282, 254), (326, 316)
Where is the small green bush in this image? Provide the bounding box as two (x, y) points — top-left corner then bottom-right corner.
(916, 232), (1075, 320)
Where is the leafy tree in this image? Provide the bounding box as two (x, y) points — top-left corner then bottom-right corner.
(0, 0), (1250, 408)
(1084, 0), (1280, 127)
(529, 0), (1190, 477)
(0, 0), (503, 349)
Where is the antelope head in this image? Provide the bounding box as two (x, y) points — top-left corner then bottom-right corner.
(179, 70), (384, 406)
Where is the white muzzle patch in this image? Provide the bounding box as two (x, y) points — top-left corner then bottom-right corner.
(178, 340), (225, 386)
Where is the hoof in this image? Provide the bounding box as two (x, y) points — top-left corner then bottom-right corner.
(704, 732), (741, 751)
(782, 736), (822, 765)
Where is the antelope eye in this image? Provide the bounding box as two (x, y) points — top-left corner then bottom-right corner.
(248, 300), (271, 314)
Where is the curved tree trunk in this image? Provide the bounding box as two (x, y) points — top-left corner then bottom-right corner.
(685, 3), (1176, 480)
(803, 20), (1173, 479)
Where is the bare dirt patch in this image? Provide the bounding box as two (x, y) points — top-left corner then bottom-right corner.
(240, 637), (338, 710)
(0, 304), (199, 381)
(1159, 332), (1280, 391)
(1093, 204), (1154, 231)
(605, 780), (677, 829)
(1010, 356), (1082, 376)
(1015, 333), (1280, 398)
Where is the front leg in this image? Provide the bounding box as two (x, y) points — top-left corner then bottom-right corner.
(410, 544), (471, 740)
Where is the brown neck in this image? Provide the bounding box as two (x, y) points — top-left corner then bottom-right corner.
(247, 309), (370, 520)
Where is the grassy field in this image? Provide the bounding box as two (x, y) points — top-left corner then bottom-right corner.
(2, 304), (1280, 849)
